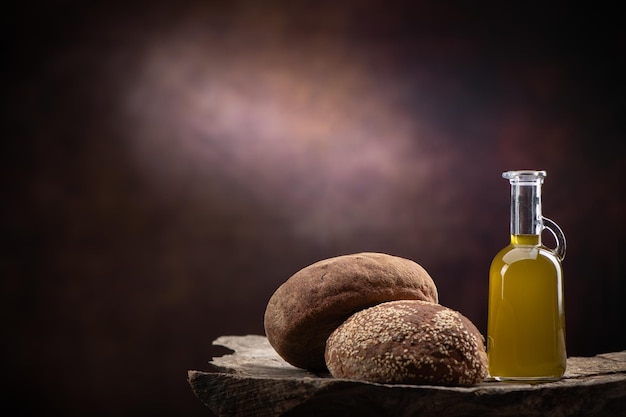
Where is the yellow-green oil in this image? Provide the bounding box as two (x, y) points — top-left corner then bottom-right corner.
(487, 235), (566, 381)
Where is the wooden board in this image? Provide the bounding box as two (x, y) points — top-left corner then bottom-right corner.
(188, 335), (626, 417)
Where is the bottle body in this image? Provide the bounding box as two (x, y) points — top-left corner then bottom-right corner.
(488, 235), (566, 380)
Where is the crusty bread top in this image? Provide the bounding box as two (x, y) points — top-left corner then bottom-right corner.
(325, 300), (488, 386)
(264, 252), (438, 370)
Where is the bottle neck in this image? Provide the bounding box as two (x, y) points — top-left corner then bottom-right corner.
(510, 234), (541, 246)
(509, 180), (543, 240)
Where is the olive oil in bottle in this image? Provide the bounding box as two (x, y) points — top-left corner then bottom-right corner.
(487, 170), (566, 381)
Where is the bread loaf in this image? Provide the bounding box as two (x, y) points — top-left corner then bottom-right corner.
(325, 300), (488, 386)
(264, 252), (438, 370)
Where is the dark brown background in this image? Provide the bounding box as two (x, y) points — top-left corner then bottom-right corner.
(2, 1), (624, 416)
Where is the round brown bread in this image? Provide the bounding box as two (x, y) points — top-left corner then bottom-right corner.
(264, 252), (438, 371)
(325, 300), (488, 386)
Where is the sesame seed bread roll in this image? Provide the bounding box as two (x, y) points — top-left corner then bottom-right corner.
(264, 253), (438, 371)
(325, 300), (488, 386)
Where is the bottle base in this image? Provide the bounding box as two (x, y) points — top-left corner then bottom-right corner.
(489, 375), (563, 384)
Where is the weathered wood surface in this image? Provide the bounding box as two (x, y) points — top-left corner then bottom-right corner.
(188, 335), (626, 417)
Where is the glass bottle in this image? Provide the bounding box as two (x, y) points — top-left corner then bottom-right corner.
(487, 170), (566, 381)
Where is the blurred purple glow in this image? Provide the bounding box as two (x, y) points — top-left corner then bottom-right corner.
(122, 23), (463, 252)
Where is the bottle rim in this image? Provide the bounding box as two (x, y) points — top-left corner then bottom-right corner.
(502, 170), (547, 181)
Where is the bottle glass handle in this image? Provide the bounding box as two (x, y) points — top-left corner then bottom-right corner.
(542, 217), (566, 261)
